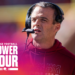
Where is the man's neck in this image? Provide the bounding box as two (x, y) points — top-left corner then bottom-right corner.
(32, 38), (55, 49)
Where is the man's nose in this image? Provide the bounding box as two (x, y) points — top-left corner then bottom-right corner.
(32, 19), (41, 27)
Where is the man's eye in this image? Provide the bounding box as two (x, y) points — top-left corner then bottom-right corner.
(41, 19), (46, 22)
(31, 18), (36, 22)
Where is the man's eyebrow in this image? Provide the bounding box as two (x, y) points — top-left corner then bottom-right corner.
(40, 17), (48, 21)
(31, 17), (48, 20)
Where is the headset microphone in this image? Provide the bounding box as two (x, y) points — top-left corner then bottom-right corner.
(22, 28), (34, 33)
(22, 28), (34, 50)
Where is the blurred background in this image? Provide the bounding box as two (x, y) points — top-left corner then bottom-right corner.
(0, 0), (75, 54)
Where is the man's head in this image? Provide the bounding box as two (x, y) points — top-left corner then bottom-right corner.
(31, 2), (64, 24)
(30, 2), (64, 42)
(25, 1), (64, 30)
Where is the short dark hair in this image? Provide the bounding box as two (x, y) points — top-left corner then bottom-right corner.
(31, 1), (64, 24)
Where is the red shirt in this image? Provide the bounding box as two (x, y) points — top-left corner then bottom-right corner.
(19, 39), (75, 75)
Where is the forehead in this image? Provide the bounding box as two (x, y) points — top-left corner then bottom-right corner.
(31, 6), (54, 18)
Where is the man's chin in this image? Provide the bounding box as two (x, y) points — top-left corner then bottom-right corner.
(32, 34), (42, 40)
(32, 36), (41, 41)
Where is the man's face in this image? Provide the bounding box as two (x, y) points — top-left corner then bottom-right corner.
(31, 6), (60, 41)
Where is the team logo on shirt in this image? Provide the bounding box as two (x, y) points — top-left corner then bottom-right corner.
(33, 63), (61, 75)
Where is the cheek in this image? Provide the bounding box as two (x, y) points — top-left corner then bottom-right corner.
(31, 22), (34, 29)
(43, 26), (51, 32)
(43, 26), (55, 35)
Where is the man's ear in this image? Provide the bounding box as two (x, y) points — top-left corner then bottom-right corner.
(55, 23), (60, 32)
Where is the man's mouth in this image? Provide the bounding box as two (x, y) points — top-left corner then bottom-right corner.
(34, 29), (41, 33)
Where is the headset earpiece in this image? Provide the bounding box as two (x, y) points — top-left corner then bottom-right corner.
(55, 15), (63, 23)
(26, 16), (31, 29)
(25, 4), (35, 29)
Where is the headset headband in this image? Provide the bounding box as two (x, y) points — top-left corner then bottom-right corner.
(25, 2), (64, 29)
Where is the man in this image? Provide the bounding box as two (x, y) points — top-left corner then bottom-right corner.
(20, 1), (75, 75)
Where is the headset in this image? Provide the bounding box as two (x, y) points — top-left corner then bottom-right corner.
(22, 2), (64, 32)
(22, 2), (64, 50)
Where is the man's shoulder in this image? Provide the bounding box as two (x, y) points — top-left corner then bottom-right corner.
(58, 46), (75, 61)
